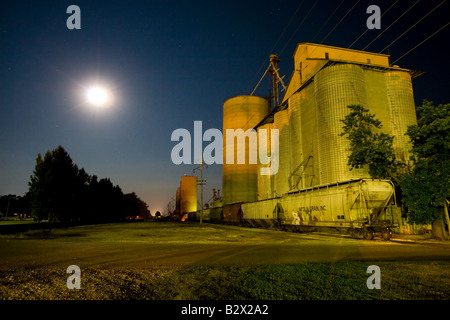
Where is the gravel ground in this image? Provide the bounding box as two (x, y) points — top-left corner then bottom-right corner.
(0, 265), (178, 300)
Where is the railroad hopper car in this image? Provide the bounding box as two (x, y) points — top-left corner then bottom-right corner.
(190, 179), (399, 240)
(236, 179), (398, 240)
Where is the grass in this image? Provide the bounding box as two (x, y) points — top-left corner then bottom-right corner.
(1, 221), (309, 244)
(0, 219), (36, 225)
(1, 261), (449, 300)
(146, 261), (450, 300)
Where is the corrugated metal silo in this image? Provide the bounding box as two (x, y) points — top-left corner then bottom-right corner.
(257, 122), (274, 200)
(273, 109), (290, 196)
(364, 69), (391, 131)
(298, 85), (320, 188)
(314, 63), (368, 185)
(288, 92), (304, 190)
(180, 175), (198, 214)
(222, 95), (269, 205)
(385, 70), (417, 163)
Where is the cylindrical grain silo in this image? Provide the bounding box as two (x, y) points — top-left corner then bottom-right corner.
(273, 109), (290, 196)
(257, 122), (274, 200)
(288, 92), (304, 190)
(314, 63), (368, 185)
(180, 175), (198, 214)
(385, 70), (417, 163)
(223, 95), (269, 205)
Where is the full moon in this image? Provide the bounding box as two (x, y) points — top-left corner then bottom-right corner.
(86, 87), (111, 106)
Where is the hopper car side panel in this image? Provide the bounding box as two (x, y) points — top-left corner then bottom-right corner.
(240, 179), (398, 239)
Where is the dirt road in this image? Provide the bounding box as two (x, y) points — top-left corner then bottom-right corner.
(1, 223), (449, 269)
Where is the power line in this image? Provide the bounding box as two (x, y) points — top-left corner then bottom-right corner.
(270, 0), (306, 54)
(279, 0), (320, 55)
(246, 0), (306, 94)
(362, 0), (422, 51)
(310, 0), (346, 43)
(284, 0), (348, 74)
(379, 0), (447, 53)
(348, 0), (400, 49)
(391, 22), (450, 65)
(320, 0), (361, 44)
(302, 1), (357, 61)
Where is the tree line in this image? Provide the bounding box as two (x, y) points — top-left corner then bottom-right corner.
(0, 194), (30, 220)
(341, 100), (449, 239)
(1, 146), (150, 223)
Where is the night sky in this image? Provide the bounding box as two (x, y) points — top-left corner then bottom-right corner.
(1, 0), (449, 214)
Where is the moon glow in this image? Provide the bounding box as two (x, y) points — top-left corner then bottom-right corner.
(86, 87), (111, 107)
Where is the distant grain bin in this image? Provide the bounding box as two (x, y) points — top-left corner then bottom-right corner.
(222, 95), (269, 205)
(180, 175), (198, 215)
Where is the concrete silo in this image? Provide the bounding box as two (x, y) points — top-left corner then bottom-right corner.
(222, 95), (269, 205)
(180, 175), (198, 215)
(257, 122), (274, 200)
(385, 70), (417, 163)
(314, 63), (370, 185)
(288, 92), (304, 190)
(273, 108), (290, 196)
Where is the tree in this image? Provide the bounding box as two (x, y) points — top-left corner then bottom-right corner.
(0, 194), (30, 219)
(340, 105), (400, 181)
(85, 176), (127, 223)
(400, 100), (450, 239)
(28, 146), (89, 222)
(28, 145), (148, 224)
(124, 192), (150, 220)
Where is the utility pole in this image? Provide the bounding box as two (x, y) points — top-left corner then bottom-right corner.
(5, 196), (11, 220)
(201, 163), (204, 224)
(194, 161), (207, 224)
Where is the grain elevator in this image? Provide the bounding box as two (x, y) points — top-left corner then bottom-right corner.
(183, 42), (424, 236)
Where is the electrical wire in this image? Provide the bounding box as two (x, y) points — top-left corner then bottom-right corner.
(362, 0), (422, 51)
(348, 0), (400, 49)
(279, 0), (320, 55)
(246, 0), (305, 94)
(300, 0), (360, 65)
(379, 0), (447, 53)
(390, 21), (449, 65)
(310, 0), (346, 43)
(270, 0), (306, 55)
(320, 0), (361, 44)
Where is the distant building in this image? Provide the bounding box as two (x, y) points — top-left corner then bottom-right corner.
(172, 175), (198, 220)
